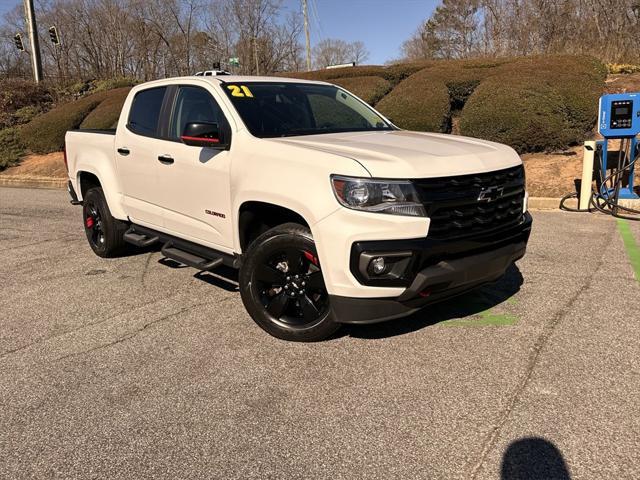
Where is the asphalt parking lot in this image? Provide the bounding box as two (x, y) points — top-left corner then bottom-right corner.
(1, 186), (639, 479)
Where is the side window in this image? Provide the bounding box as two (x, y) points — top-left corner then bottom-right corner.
(127, 87), (167, 137)
(170, 86), (225, 140)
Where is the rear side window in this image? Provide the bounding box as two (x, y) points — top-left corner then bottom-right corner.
(128, 87), (167, 137)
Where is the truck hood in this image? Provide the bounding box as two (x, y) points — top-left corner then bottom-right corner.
(270, 130), (521, 178)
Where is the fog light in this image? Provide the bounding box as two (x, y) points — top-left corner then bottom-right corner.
(371, 257), (386, 275)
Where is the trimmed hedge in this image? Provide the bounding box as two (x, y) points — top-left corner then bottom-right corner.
(460, 76), (576, 153)
(283, 62), (430, 87)
(20, 91), (108, 154)
(332, 76), (392, 105)
(0, 128), (26, 170)
(460, 55), (607, 152)
(80, 87), (132, 129)
(375, 77), (451, 132)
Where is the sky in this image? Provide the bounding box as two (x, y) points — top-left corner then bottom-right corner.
(281, 0), (439, 64)
(1, 0), (439, 65)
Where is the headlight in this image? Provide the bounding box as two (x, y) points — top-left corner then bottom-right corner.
(331, 175), (426, 217)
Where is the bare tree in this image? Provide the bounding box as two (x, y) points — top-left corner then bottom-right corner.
(401, 0), (640, 64)
(313, 38), (370, 68)
(0, 0), (304, 81)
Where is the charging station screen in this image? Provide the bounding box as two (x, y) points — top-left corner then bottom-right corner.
(610, 100), (633, 129)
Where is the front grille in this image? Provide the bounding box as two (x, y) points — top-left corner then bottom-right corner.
(413, 165), (526, 240)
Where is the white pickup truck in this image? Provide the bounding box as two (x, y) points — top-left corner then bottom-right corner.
(65, 75), (532, 341)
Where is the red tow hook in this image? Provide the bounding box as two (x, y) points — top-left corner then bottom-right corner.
(303, 250), (319, 266)
(85, 216), (95, 229)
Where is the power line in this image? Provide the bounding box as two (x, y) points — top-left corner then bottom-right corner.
(310, 0), (324, 42)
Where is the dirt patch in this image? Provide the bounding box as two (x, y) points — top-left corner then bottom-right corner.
(522, 146), (583, 198)
(0, 152), (67, 188)
(1, 152), (67, 179)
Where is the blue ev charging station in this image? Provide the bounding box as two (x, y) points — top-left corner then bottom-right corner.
(597, 93), (640, 200)
(563, 93), (640, 220)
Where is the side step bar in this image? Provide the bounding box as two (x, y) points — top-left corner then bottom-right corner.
(161, 243), (223, 271)
(124, 229), (159, 248)
(123, 223), (241, 269)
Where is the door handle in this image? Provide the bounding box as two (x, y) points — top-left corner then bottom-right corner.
(117, 147), (130, 156)
(157, 154), (174, 165)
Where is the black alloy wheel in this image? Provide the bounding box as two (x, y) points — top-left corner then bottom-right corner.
(239, 223), (339, 342)
(84, 201), (105, 249)
(81, 187), (128, 258)
(254, 247), (328, 327)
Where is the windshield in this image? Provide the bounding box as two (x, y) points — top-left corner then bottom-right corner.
(222, 82), (393, 138)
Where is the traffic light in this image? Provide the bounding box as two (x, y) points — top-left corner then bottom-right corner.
(14, 33), (25, 51)
(212, 62), (221, 70)
(48, 26), (60, 45)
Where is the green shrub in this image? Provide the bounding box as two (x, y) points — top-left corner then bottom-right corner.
(0, 79), (52, 129)
(0, 128), (26, 170)
(20, 91), (108, 154)
(80, 87), (132, 129)
(282, 63), (430, 87)
(93, 77), (138, 92)
(459, 55), (606, 152)
(11, 105), (44, 125)
(459, 76), (577, 153)
(382, 61), (432, 84)
(375, 76), (451, 132)
(332, 76), (392, 105)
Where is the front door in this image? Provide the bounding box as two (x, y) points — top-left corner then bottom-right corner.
(154, 85), (234, 251)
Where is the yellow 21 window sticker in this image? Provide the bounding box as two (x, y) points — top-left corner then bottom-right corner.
(227, 85), (254, 98)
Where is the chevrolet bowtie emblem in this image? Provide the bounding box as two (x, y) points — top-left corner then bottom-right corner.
(477, 186), (505, 202)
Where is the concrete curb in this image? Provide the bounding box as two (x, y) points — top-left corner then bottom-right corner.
(0, 176), (67, 189)
(529, 197), (568, 210)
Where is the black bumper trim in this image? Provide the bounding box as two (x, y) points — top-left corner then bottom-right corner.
(350, 212), (532, 287)
(331, 212), (532, 324)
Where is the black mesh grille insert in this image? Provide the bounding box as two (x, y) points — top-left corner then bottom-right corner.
(413, 165), (526, 240)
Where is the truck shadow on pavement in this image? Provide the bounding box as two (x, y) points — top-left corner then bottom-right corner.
(501, 437), (571, 480)
(344, 263), (524, 339)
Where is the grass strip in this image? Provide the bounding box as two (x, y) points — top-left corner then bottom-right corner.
(617, 219), (640, 284)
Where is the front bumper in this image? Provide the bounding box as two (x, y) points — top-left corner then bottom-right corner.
(330, 212), (532, 324)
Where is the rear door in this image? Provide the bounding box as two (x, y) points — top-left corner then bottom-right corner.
(153, 84), (234, 250)
(114, 86), (170, 228)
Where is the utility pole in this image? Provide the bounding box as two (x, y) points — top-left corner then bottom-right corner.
(302, 0), (311, 71)
(23, 0), (43, 83)
(253, 36), (260, 75)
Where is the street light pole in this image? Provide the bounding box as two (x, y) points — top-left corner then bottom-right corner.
(23, 0), (43, 83)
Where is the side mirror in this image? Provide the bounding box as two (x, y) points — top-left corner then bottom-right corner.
(181, 122), (229, 149)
